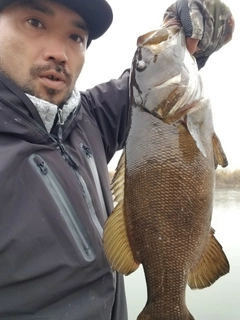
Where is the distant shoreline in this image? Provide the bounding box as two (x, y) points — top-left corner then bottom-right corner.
(216, 169), (240, 189)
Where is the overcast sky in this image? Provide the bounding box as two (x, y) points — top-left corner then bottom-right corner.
(77, 0), (239, 171)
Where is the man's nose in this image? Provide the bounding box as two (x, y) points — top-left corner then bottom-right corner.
(42, 40), (68, 64)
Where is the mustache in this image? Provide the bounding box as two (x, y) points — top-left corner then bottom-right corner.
(29, 64), (73, 84)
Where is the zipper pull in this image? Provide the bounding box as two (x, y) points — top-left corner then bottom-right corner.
(58, 109), (64, 141)
(58, 109), (64, 125)
(81, 144), (92, 158)
(33, 156), (48, 175)
(57, 142), (79, 169)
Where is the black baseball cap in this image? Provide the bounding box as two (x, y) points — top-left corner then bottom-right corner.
(0, 0), (113, 44)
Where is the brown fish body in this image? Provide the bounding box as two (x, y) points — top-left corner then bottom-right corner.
(125, 107), (213, 319)
(103, 26), (229, 320)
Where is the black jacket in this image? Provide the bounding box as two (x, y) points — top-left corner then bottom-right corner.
(0, 70), (130, 320)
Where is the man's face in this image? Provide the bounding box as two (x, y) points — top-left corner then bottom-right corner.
(0, 0), (89, 106)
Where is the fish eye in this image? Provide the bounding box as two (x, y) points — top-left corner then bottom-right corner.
(136, 60), (147, 71)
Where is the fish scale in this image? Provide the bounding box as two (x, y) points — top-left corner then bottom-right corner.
(103, 25), (229, 320)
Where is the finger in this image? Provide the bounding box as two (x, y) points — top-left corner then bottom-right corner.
(186, 38), (199, 55)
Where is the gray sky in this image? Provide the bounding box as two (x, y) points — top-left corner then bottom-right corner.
(77, 0), (239, 170)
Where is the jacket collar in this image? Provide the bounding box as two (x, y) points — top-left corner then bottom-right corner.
(0, 71), (81, 133)
(26, 88), (80, 133)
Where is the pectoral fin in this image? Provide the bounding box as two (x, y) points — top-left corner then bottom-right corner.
(186, 100), (208, 158)
(212, 132), (228, 168)
(103, 151), (140, 275)
(188, 228), (230, 289)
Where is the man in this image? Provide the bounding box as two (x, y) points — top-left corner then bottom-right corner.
(0, 1), (129, 319)
(0, 0), (234, 319)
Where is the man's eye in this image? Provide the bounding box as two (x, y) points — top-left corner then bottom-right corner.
(27, 19), (44, 29)
(70, 34), (84, 44)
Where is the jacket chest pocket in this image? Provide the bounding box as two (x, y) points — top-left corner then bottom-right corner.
(29, 153), (96, 262)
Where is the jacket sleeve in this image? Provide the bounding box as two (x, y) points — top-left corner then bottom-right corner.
(80, 69), (130, 163)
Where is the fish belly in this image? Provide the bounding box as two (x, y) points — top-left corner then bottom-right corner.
(125, 107), (214, 319)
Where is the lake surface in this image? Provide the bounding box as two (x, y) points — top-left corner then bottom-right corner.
(124, 188), (240, 320)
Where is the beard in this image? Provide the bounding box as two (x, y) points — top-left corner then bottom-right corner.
(2, 62), (74, 107)
(25, 64), (73, 106)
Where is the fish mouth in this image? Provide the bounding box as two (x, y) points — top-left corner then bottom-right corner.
(137, 28), (169, 47)
(137, 25), (181, 48)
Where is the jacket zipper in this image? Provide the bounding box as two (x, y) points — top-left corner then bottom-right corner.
(72, 169), (104, 237)
(80, 144), (108, 222)
(29, 154), (95, 262)
(56, 113), (103, 237)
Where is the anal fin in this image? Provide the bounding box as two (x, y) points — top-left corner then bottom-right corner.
(188, 228), (230, 289)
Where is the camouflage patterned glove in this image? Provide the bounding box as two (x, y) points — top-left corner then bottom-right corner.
(163, 0), (235, 69)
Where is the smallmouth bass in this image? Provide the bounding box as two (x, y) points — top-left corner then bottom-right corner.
(103, 25), (229, 320)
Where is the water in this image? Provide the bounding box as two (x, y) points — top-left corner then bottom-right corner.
(124, 188), (240, 320)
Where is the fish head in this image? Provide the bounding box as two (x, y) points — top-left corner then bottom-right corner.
(130, 26), (203, 121)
